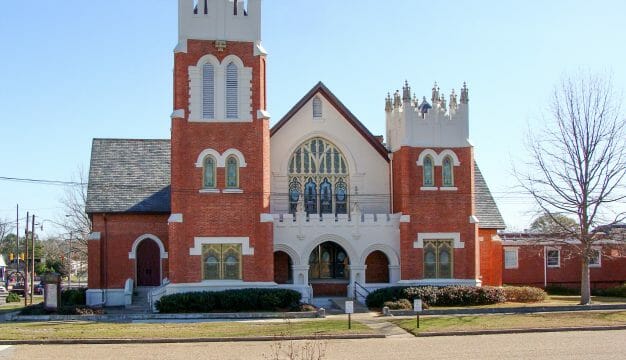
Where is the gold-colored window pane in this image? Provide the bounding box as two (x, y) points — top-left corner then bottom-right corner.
(202, 244), (242, 280)
(423, 240), (453, 279)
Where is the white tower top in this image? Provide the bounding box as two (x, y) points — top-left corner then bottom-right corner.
(176, 0), (263, 53)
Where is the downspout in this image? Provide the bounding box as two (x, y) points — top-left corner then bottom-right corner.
(389, 153), (394, 212)
(543, 245), (547, 288)
(102, 213), (108, 305)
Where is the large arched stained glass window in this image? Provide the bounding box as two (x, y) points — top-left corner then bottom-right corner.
(288, 138), (349, 215)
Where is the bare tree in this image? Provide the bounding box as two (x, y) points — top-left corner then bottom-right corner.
(58, 168), (91, 260)
(517, 72), (626, 305)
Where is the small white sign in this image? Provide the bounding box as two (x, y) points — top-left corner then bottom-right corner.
(46, 284), (57, 308)
(345, 301), (354, 314)
(414, 299), (423, 312)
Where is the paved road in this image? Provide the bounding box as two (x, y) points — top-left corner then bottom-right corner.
(2, 330), (626, 360)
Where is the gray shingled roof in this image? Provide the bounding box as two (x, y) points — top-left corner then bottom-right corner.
(475, 163), (506, 229)
(86, 139), (171, 213)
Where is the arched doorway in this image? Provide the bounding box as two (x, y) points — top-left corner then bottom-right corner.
(308, 241), (349, 296)
(136, 238), (161, 286)
(365, 250), (390, 283)
(274, 251), (293, 284)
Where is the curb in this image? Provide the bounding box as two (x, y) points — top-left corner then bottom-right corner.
(388, 303), (626, 316)
(414, 325), (626, 337)
(0, 333), (385, 346)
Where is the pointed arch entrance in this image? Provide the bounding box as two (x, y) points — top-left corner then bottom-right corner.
(136, 238), (161, 286)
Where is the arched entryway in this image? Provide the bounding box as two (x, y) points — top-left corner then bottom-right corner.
(274, 251), (293, 284)
(365, 250), (390, 283)
(308, 241), (349, 296)
(136, 238), (161, 286)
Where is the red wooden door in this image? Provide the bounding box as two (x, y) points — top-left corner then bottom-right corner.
(136, 239), (160, 286)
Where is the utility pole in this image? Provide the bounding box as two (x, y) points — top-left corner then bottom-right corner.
(15, 205), (19, 274)
(24, 212), (29, 307)
(30, 214), (35, 305)
(68, 231), (72, 289)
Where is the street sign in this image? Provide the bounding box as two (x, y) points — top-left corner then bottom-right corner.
(414, 299), (423, 312)
(345, 300), (354, 314)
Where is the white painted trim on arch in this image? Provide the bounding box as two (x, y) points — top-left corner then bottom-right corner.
(190, 237), (254, 256)
(222, 148), (248, 167)
(170, 109), (185, 119)
(128, 234), (168, 260)
(416, 149), (461, 166)
(414, 232), (464, 249)
(195, 148), (247, 168)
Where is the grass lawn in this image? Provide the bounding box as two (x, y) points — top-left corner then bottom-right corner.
(0, 296), (43, 315)
(0, 319), (372, 340)
(392, 311), (626, 335)
(422, 295), (626, 310)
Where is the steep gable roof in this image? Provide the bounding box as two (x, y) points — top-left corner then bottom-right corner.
(86, 139), (171, 214)
(475, 163), (506, 229)
(270, 82), (390, 161)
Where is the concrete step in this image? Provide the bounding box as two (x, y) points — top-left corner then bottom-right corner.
(329, 297), (370, 313)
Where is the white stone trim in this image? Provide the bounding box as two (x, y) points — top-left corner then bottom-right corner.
(199, 188), (220, 194)
(257, 109), (271, 120)
(254, 41), (267, 56)
(190, 237), (254, 256)
(273, 243), (301, 265)
(440, 186), (458, 191)
(260, 213), (274, 223)
(128, 234), (168, 259)
(400, 215), (411, 223)
(195, 148), (247, 168)
(416, 149), (461, 167)
(420, 186), (438, 191)
(171, 109), (185, 119)
(168, 214), (183, 223)
(360, 244), (400, 267)
(469, 215), (479, 224)
(301, 234), (358, 267)
(414, 232), (464, 249)
(222, 188), (243, 194)
(87, 232), (101, 241)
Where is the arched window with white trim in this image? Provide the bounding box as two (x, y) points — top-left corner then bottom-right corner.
(203, 155), (216, 188)
(226, 155), (239, 188)
(442, 155), (454, 187)
(423, 155), (434, 187)
(225, 62), (238, 119)
(202, 63), (215, 119)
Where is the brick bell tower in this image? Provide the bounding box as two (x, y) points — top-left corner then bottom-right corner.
(386, 82), (481, 285)
(168, 0), (273, 285)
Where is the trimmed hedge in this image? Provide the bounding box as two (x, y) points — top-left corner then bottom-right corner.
(503, 286), (547, 303)
(593, 284), (626, 298)
(61, 288), (87, 306)
(155, 288), (302, 313)
(383, 299), (412, 310)
(366, 286), (506, 308)
(6, 292), (21, 303)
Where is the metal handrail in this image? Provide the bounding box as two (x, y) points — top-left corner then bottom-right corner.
(353, 281), (370, 302)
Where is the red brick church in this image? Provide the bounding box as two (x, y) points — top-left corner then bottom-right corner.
(85, 0), (506, 307)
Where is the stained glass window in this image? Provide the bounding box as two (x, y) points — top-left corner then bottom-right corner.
(423, 240), (453, 279)
(226, 155), (239, 188)
(202, 244), (242, 280)
(442, 156), (453, 187)
(423, 156), (434, 187)
(203, 156), (216, 188)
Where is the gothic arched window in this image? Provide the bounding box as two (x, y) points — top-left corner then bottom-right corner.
(423, 155), (434, 187)
(442, 155), (454, 187)
(288, 138), (349, 215)
(226, 155), (239, 188)
(312, 96), (322, 118)
(203, 155), (216, 188)
(225, 62), (238, 119)
(202, 63), (215, 119)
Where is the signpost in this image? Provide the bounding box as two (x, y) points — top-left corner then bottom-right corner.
(345, 300), (354, 329)
(414, 299), (423, 328)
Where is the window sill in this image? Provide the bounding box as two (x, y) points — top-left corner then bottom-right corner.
(589, 264), (601, 268)
(420, 186), (438, 191)
(547, 265), (560, 268)
(223, 188), (243, 194)
(504, 266), (518, 270)
(440, 186), (458, 191)
(199, 188), (220, 194)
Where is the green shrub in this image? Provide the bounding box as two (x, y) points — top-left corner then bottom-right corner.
(155, 288), (302, 313)
(503, 286), (547, 303)
(366, 286), (506, 309)
(383, 299), (413, 310)
(6, 292), (21, 303)
(593, 284), (626, 298)
(545, 285), (579, 295)
(61, 288), (87, 306)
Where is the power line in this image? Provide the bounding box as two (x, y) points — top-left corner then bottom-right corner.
(0, 176), (85, 186)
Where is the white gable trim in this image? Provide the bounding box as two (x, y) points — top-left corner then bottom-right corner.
(128, 234), (168, 259)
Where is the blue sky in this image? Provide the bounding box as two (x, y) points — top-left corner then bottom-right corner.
(1, 1), (625, 237)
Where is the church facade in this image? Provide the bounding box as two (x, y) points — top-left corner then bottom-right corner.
(85, 0), (505, 307)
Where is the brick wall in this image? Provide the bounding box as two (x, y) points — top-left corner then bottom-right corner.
(479, 229), (502, 286)
(365, 250), (390, 283)
(169, 39), (273, 283)
(392, 146), (479, 281)
(88, 213), (169, 289)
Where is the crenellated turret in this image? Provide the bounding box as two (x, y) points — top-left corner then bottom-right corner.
(385, 80), (470, 151)
(175, 0), (265, 53)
